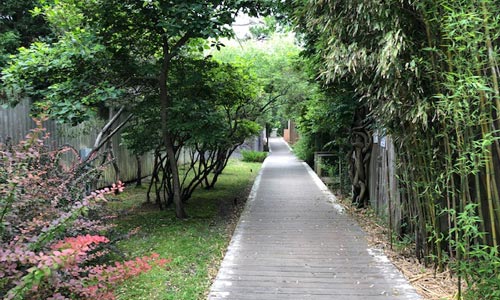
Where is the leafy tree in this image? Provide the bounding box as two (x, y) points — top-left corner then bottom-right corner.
(2, 31), (120, 125)
(1, 1), (139, 177)
(122, 58), (261, 207)
(213, 34), (313, 145)
(8, 0), (276, 218)
(293, 84), (357, 158)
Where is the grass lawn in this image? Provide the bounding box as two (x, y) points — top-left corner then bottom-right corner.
(110, 159), (262, 300)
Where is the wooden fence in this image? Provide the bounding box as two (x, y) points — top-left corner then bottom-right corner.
(0, 99), (154, 186)
(310, 130), (403, 231)
(284, 120), (299, 144)
(368, 133), (401, 231)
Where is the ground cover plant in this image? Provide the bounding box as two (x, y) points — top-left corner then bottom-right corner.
(240, 150), (268, 163)
(110, 159), (261, 300)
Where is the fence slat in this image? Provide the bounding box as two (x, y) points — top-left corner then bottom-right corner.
(0, 99), (153, 186)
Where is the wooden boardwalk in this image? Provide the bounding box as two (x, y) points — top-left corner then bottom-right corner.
(208, 138), (421, 300)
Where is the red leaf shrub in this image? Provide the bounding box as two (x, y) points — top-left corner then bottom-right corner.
(0, 121), (168, 299)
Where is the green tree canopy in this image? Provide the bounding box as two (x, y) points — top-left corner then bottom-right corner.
(0, 0), (51, 68)
(122, 57), (262, 204)
(213, 34), (312, 134)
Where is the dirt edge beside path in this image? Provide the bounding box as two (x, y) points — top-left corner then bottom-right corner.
(335, 195), (459, 300)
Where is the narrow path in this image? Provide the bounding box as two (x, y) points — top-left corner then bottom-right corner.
(209, 138), (421, 300)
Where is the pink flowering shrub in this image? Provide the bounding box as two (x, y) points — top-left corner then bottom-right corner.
(0, 121), (169, 299)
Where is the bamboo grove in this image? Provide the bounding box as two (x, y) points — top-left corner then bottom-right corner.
(290, 0), (500, 276)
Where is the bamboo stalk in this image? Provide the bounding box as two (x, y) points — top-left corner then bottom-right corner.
(476, 63), (491, 245)
(443, 137), (455, 256)
(481, 0), (500, 247)
(488, 157), (500, 244)
(484, 144), (498, 247)
(478, 86), (498, 246)
(424, 134), (441, 267)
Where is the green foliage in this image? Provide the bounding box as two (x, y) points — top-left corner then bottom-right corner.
(169, 59), (261, 147)
(213, 34), (311, 125)
(2, 0), (275, 124)
(79, 0), (276, 63)
(1, 25), (125, 124)
(248, 16), (290, 39)
(0, 0), (51, 68)
(294, 82), (358, 157)
(122, 58), (261, 156)
(240, 150), (268, 163)
(292, 134), (314, 164)
(0, 31), (20, 68)
(441, 204), (500, 300)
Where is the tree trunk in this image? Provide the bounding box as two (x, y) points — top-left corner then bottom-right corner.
(107, 139), (120, 184)
(349, 105), (371, 208)
(207, 147), (236, 189)
(159, 41), (187, 219)
(136, 154), (142, 187)
(264, 123), (271, 151)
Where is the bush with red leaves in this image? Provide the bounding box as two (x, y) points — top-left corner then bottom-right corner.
(0, 121), (169, 300)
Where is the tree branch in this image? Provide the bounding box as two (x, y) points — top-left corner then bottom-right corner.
(165, 32), (193, 62)
(259, 90), (287, 114)
(84, 113), (133, 163)
(93, 106), (125, 148)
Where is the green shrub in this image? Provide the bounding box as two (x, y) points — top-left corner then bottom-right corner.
(241, 150), (268, 162)
(292, 134), (314, 164)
